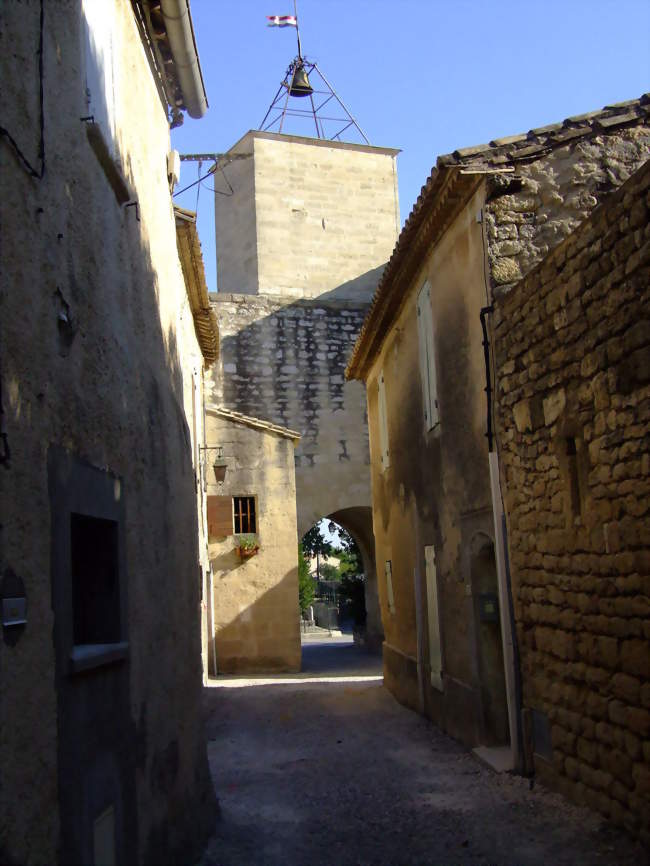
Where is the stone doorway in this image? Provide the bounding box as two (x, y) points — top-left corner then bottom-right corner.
(470, 533), (510, 747)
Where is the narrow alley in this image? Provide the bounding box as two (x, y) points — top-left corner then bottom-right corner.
(197, 637), (645, 866)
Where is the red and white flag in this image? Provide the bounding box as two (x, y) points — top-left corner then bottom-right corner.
(267, 15), (297, 27)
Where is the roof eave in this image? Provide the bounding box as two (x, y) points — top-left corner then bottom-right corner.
(174, 208), (219, 365)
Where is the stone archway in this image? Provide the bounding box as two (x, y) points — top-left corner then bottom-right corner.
(324, 507), (382, 651)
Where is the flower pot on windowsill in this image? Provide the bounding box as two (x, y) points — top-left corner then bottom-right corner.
(235, 534), (259, 559)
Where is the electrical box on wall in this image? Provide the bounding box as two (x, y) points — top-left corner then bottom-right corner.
(1, 568), (27, 632)
(2, 596), (27, 626)
(478, 592), (499, 623)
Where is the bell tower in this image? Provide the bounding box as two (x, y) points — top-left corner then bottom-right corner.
(213, 5), (399, 300)
(207, 12), (400, 649)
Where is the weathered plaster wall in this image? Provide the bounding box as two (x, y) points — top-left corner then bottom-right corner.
(486, 126), (650, 292)
(205, 412), (300, 673)
(215, 131), (400, 299)
(0, 2), (215, 863)
(365, 184), (497, 746)
(493, 160), (650, 840)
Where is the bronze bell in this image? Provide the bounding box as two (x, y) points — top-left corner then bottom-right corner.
(289, 63), (313, 97)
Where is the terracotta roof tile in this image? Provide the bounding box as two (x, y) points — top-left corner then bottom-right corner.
(205, 405), (301, 442)
(596, 111), (642, 129)
(490, 132), (529, 147)
(529, 121), (563, 136)
(453, 142), (493, 159)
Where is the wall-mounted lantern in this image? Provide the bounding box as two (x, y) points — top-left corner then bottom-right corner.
(212, 446), (227, 483)
(201, 445), (227, 483)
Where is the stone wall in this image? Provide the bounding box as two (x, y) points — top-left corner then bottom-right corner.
(205, 410), (300, 673)
(207, 291), (385, 646)
(493, 159), (650, 840)
(207, 293), (372, 534)
(215, 131), (400, 299)
(485, 126), (650, 292)
(0, 2), (215, 863)
(362, 181), (508, 751)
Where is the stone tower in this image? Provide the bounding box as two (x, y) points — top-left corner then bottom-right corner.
(207, 129), (400, 645)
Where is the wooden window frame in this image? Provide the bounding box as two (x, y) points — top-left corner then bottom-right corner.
(233, 496), (256, 534)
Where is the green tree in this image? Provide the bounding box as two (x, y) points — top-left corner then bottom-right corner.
(298, 543), (315, 612)
(301, 523), (333, 581)
(302, 524), (333, 559)
(327, 523), (366, 625)
(319, 562), (341, 582)
(327, 522), (362, 576)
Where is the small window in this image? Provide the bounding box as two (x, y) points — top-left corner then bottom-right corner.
(416, 281), (439, 430)
(71, 513), (120, 645)
(565, 436), (583, 517)
(233, 496), (256, 534)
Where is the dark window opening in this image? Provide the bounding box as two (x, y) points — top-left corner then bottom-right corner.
(233, 496), (256, 534)
(566, 436), (582, 516)
(71, 514), (120, 645)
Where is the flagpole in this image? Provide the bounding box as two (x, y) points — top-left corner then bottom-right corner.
(294, 0), (302, 59)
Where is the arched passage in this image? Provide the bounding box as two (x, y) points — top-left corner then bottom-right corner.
(299, 506), (382, 653)
(325, 507), (383, 652)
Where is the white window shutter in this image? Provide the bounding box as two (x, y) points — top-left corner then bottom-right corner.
(377, 371), (390, 470)
(424, 545), (443, 690)
(417, 282), (439, 431)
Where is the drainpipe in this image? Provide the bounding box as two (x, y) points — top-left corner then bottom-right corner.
(160, 0), (208, 119)
(201, 374), (217, 677)
(480, 305), (524, 773)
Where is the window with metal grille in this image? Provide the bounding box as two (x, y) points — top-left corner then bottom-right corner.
(233, 496), (256, 534)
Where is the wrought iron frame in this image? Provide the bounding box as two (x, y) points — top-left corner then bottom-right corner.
(259, 56), (370, 145)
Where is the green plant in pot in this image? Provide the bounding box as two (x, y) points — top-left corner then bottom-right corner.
(235, 534), (259, 558)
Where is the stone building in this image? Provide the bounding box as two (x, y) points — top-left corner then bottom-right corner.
(204, 406), (301, 674)
(0, 2), (217, 863)
(174, 205), (220, 681)
(346, 97), (649, 772)
(207, 130), (401, 649)
(493, 159), (650, 840)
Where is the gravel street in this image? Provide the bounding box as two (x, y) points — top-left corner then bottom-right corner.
(197, 638), (644, 866)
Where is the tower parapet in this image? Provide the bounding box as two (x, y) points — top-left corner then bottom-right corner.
(214, 130), (400, 299)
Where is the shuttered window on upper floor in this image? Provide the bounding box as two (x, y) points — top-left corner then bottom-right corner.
(377, 370), (390, 471)
(416, 281), (440, 431)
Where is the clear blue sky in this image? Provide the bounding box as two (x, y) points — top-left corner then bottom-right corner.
(172, 0), (649, 294)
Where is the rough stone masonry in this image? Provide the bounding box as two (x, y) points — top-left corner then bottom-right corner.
(207, 293), (371, 534)
(493, 157), (650, 841)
